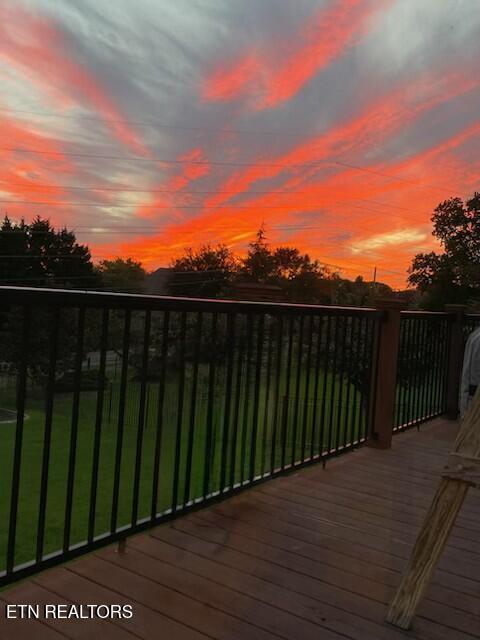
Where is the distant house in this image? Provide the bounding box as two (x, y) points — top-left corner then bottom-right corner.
(230, 281), (283, 302)
(145, 268), (173, 295)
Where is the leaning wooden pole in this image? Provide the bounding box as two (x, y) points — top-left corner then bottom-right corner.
(386, 388), (480, 629)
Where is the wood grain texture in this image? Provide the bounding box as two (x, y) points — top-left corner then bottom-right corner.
(385, 478), (469, 629)
(386, 389), (480, 629)
(442, 452), (480, 485)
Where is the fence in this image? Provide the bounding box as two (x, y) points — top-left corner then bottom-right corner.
(0, 287), (379, 586)
(0, 286), (476, 587)
(394, 312), (451, 430)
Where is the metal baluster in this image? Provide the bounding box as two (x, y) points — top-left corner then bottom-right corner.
(342, 315), (356, 450)
(64, 307), (86, 550)
(240, 315), (253, 484)
(403, 318), (415, 428)
(229, 316), (245, 490)
(150, 310), (170, 519)
(361, 315), (375, 442)
(318, 315), (332, 457)
(249, 314), (264, 481)
(260, 316), (274, 476)
(171, 311), (186, 514)
(436, 319), (449, 413)
(6, 305), (30, 574)
(412, 319), (425, 425)
(327, 316), (340, 454)
(280, 315), (294, 471)
(334, 316), (348, 452)
(88, 308), (109, 543)
(349, 315), (364, 443)
(131, 310), (152, 524)
(219, 313), (236, 493)
(203, 313), (218, 498)
(36, 307), (60, 562)
(310, 315), (323, 459)
(397, 318), (408, 429)
(441, 318), (452, 414)
(184, 312), (203, 503)
(110, 310), (131, 532)
(269, 315), (283, 474)
(426, 318), (436, 420)
(291, 315), (304, 467)
(418, 319), (429, 423)
(300, 315), (314, 463)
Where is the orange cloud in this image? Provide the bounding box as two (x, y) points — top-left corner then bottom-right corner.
(0, 110), (75, 207)
(203, 53), (261, 102)
(134, 147), (211, 221)
(202, 0), (391, 109)
(108, 111), (480, 287)
(202, 67), (479, 213)
(0, 3), (148, 155)
(259, 0), (391, 109)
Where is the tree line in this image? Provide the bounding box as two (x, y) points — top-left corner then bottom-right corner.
(168, 226), (395, 306)
(0, 215), (146, 292)
(1, 189), (479, 310)
(0, 215), (394, 306)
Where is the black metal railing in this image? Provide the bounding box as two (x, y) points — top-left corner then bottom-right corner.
(394, 311), (451, 430)
(0, 287), (379, 585)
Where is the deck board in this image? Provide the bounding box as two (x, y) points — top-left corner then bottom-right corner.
(1, 417), (479, 639)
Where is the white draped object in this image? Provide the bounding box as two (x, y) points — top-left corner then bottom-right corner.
(460, 327), (480, 418)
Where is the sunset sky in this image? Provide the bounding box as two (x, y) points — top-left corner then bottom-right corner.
(1, 0), (479, 287)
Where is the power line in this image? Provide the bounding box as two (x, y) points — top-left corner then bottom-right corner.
(0, 224), (411, 235)
(0, 108), (470, 197)
(0, 146), (327, 169)
(0, 182), (443, 210)
(0, 146), (461, 195)
(0, 181), (313, 195)
(333, 160), (458, 193)
(0, 198), (412, 213)
(0, 197), (427, 224)
(0, 107), (307, 138)
(0, 255), (93, 259)
(0, 254), (406, 277)
(0, 186), (421, 216)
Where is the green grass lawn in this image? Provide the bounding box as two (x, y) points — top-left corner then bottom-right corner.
(0, 365), (366, 570)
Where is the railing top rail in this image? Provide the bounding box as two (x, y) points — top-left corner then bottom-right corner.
(0, 286), (379, 316)
(465, 313), (480, 319)
(401, 310), (451, 318)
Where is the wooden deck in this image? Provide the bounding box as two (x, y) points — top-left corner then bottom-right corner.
(1, 417), (479, 640)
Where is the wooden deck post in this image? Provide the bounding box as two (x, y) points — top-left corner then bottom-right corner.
(368, 298), (404, 449)
(444, 304), (467, 420)
(386, 388), (480, 629)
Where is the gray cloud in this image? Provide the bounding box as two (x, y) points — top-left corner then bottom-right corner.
(3, 0), (480, 272)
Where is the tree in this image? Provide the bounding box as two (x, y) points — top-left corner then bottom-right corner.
(332, 275), (393, 307)
(274, 247), (332, 303)
(408, 193), (480, 309)
(238, 227), (333, 303)
(97, 257), (146, 293)
(0, 215), (98, 288)
(0, 216), (99, 380)
(169, 244), (236, 298)
(239, 226), (277, 283)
